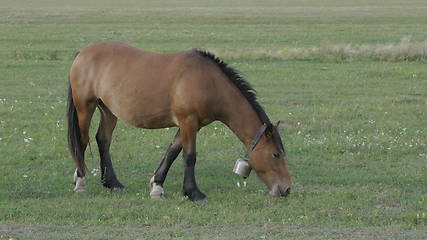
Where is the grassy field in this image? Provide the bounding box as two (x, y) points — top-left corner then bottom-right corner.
(0, 0), (426, 239)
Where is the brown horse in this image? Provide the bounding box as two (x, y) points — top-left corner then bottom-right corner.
(67, 41), (291, 201)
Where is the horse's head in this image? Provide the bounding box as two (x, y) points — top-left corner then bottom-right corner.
(248, 124), (291, 197)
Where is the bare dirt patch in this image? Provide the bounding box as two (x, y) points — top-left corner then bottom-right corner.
(1, 224), (426, 240)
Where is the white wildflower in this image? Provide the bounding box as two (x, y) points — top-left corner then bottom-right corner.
(91, 168), (100, 176)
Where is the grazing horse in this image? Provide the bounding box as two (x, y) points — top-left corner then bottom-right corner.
(67, 41), (291, 201)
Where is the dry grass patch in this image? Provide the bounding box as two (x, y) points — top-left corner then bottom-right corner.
(214, 37), (427, 62)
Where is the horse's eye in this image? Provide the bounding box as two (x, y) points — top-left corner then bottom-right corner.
(272, 153), (280, 159)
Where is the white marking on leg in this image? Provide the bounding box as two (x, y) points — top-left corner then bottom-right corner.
(149, 176), (164, 200)
(149, 175), (155, 186)
(73, 169), (78, 184)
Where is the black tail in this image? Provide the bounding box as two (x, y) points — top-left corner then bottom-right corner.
(67, 82), (86, 176)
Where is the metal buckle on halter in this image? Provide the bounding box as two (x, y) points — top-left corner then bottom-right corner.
(233, 123), (268, 178)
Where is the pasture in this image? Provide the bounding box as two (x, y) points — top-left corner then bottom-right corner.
(0, 0), (426, 239)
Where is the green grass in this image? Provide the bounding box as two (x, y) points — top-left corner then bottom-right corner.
(0, 0), (426, 239)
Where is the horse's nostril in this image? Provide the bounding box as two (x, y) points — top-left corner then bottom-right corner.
(280, 187), (290, 197)
(270, 185), (291, 197)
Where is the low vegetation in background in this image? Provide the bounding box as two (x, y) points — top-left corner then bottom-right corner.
(13, 49), (60, 61)
(0, 0), (426, 239)
(214, 37), (427, 62)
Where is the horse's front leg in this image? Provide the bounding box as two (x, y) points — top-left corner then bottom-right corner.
(150, 129), (182, 199)
(182, 151), (206, 201)
(180, 117), (206, 202)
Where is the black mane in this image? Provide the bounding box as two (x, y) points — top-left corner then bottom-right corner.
(194, 49), (285, 153)
(194, 49), (271, 125)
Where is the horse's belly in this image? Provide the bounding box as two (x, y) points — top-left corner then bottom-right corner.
(125, 109), (177, 129)
(103, 96), (177, 129)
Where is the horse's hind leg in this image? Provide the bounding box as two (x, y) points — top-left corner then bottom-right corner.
(69, 99), (96, 194)
(96, 103), (125, 190)
(150, 129), (182, 199)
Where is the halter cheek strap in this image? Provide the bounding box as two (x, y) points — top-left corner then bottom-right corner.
(244, 123), (268, 159)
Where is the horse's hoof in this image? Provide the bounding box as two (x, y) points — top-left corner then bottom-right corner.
(149, 175), (165, 200)
(74, 188), (86, 195)
(150, 193), (165, 200)
(102, 175), (125, 190)
(184, 190), (207, 202)
(194, 197), (208, 203)
(104, 180), (125, 191)
(150, 184), (165, 200)
(74, 177), (86, 194)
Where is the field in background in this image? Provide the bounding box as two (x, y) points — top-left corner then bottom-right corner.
(0, 0), (426, 239)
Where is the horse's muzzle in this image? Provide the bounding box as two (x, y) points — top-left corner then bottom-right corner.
(270, 184), (291, 197)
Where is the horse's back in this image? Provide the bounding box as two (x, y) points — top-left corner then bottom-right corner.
(70, 41), (222, 129)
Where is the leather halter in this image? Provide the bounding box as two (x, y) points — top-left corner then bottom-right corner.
(244, 123), (268, 159)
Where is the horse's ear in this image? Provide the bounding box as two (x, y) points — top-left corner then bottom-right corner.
(266, 121), (283, 138)
(265, 123), (274, 138)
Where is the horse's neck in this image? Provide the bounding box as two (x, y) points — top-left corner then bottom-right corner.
(220, 96), (263, 148)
